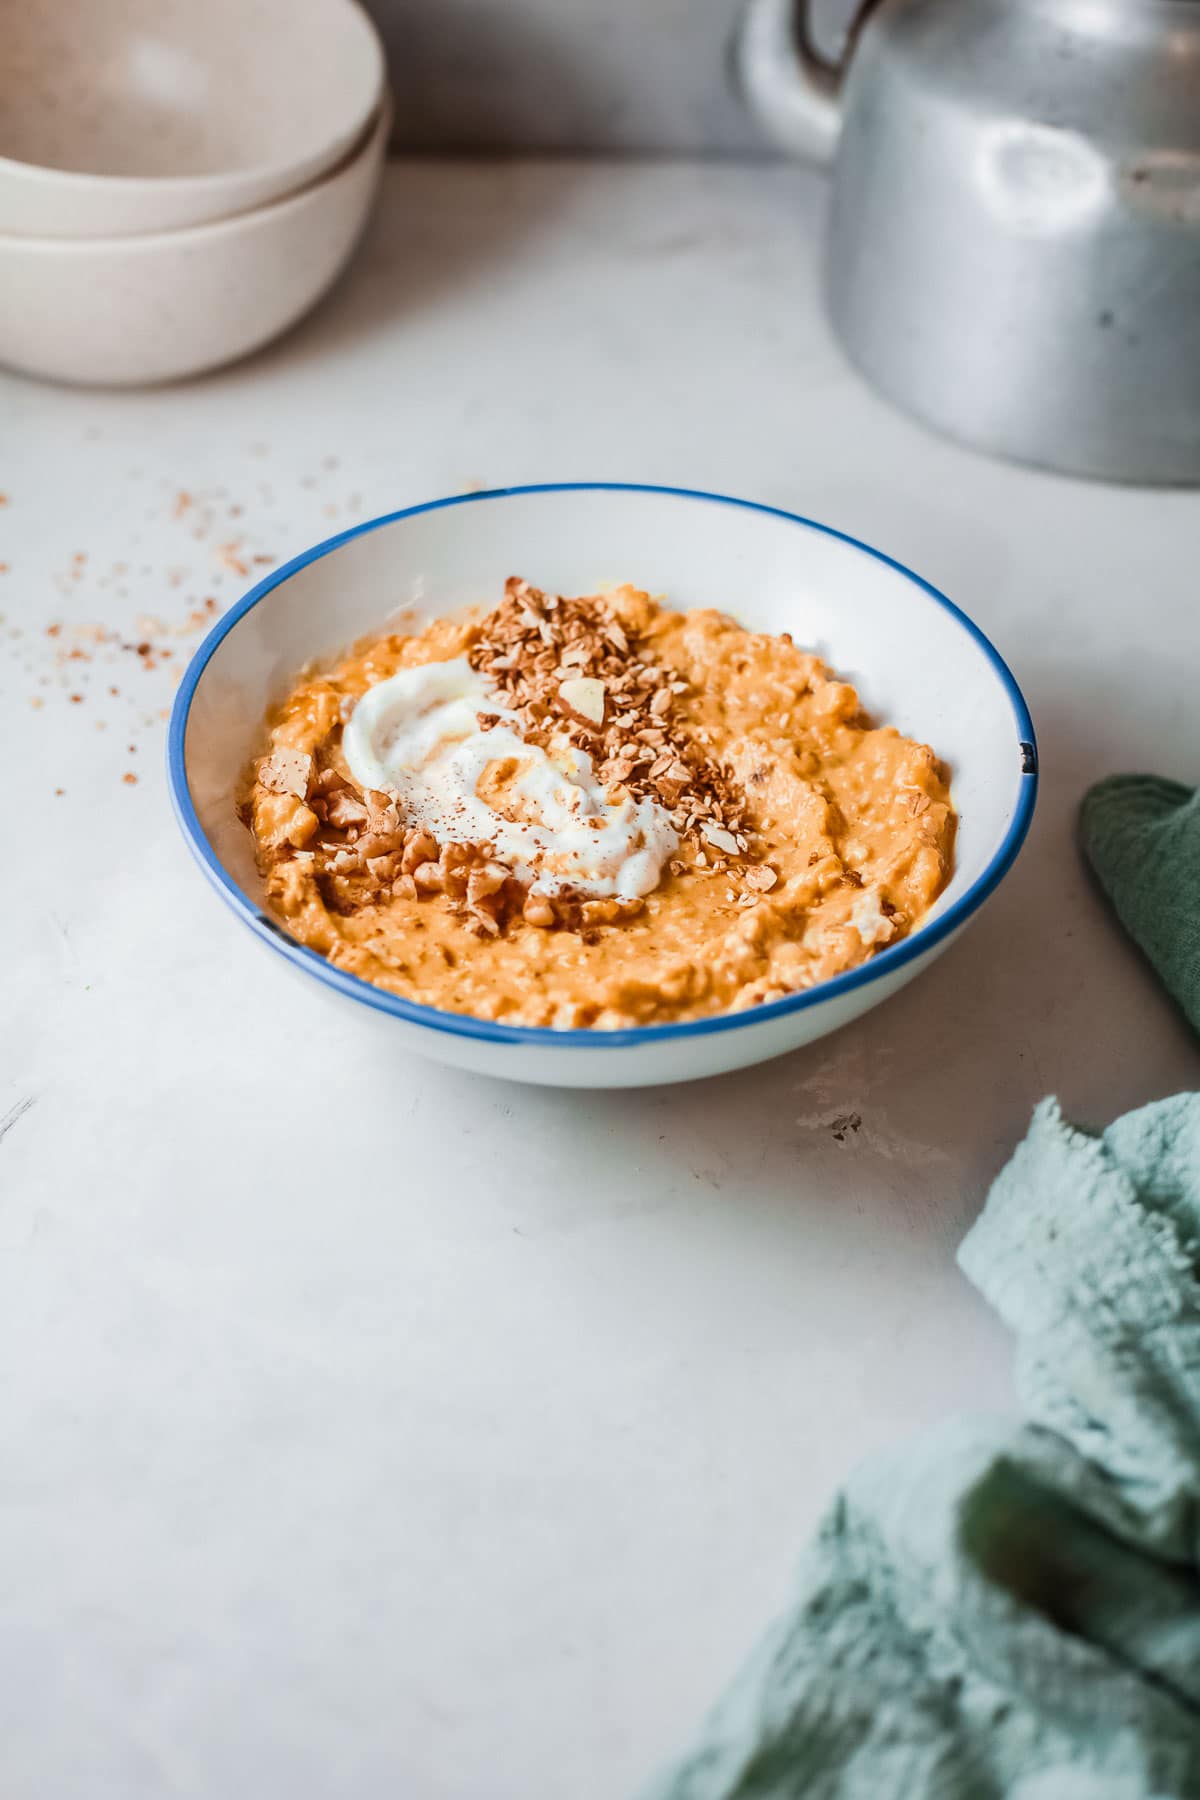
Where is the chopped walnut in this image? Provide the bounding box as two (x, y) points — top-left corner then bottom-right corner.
(401, 829), (439, 873)
(412, 860), (445, 893)
(743, 864), (778, 893)
(467, 862), (510, 904)
(324, 787), (370, 831)
(851, 887), (896, 946)
(523, 891), (556, 929)
(259, 748), (311, 799)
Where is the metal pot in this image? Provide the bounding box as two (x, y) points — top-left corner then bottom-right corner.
(738, 0), (1200, 484)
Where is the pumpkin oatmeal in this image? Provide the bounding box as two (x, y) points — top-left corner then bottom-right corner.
(243, 579), (955, 1029)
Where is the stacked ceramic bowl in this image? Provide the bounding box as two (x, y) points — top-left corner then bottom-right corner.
(0, 0), (388, 385)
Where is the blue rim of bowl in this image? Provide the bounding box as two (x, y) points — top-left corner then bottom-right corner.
(168, 482), (1038, 1050)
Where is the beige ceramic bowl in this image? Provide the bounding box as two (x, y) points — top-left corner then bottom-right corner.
(0, 99), (389, 387)
(0, 0), (385, 238)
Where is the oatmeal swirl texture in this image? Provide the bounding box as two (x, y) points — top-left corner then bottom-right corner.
(245, 580), (955, 1029)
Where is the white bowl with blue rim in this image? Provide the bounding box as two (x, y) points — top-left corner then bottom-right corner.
(169, 483), (1037, 1089)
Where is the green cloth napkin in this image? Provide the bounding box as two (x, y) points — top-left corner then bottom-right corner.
(645, 1095), (1200, 1800)
(646, 779), (1200, 1800)
(1081, 777), (1200, 1035)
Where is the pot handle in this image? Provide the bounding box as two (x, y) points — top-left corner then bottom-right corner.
(736, 0), (866, 165)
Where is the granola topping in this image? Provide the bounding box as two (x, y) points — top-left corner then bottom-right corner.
(468, 579), (751, 853)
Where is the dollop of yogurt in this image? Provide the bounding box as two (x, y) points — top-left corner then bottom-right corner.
(342, 657), (678, 900)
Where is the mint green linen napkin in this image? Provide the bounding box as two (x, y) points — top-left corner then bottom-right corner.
(1080, 777), (1200, 1034)
(645, 774), (1200, 1800)
(644, 1094), (1200, 1800)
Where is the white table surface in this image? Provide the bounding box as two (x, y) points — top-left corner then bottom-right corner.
(3, 160), (1198, 1800)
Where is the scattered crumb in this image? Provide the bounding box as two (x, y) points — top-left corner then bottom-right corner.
(214, 541), (249, 577)
(22, 461), (366, 762)
(123, 772), (138, 786)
